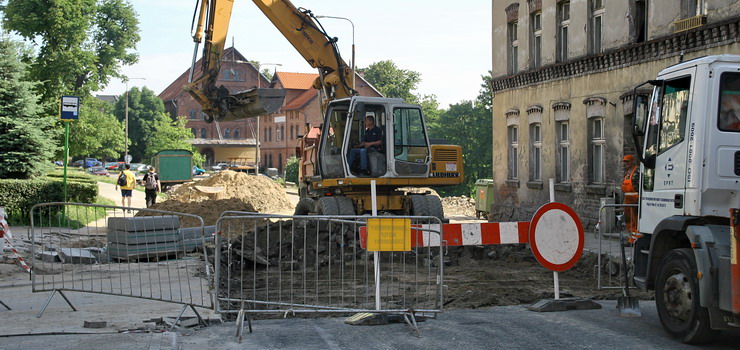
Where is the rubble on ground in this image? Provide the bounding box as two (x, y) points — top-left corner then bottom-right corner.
(441, 196), (476, 217)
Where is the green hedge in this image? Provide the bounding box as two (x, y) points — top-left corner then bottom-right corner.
(0, 179), (98, 222)
(45, 170), (97, 183)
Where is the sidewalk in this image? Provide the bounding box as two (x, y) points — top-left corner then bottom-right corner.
(97, 180), (147, 209)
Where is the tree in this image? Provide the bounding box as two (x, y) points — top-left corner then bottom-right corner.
(429, 73), (494, 196)
(69, 96), (125, 160)
(113, 87), (167, 162)
(284, 156), (299, 183)
(358, 60), (421, 102)
(143, 114), (199, 161)
(1, 0), (140, 104)
(0, 36), (57, 179)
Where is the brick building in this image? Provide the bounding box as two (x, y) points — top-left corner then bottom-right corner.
(490, 0), (740, 228)
(158, 47), (269, 167)
(259, 71), (382, 174)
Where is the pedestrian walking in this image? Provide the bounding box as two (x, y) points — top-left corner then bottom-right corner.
(115, 164), (136, 212)
(141, 167), (161, 207)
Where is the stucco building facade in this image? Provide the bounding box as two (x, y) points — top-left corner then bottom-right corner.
(490, 0), (740, 227)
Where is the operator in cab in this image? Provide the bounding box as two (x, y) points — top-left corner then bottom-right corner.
(347, 115), (382, 176)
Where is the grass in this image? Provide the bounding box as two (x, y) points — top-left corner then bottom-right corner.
(20, 196), (116, 229)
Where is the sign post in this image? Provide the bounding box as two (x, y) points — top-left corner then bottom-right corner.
(59, 96), (80, 204)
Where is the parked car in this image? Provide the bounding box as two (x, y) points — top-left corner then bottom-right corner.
(211, 163), (228, 171)
(104, 162), (120, 170)
(129, 163), (149, 172)
(192, 165), (205, 176)
(71, 160), (84, 167)
(54, 160), (63, 166)
(86, 167), (109, 176)
(84, 158), (100, 168)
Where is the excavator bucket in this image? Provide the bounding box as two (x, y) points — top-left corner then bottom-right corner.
(216, 88), (286, 122)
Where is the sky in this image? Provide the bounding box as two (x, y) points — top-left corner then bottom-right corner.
(95, 0), (492, 108)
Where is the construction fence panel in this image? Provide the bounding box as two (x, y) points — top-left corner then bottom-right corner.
(595, 203), (638, 290)
(30, 202), (214, 309)
(215, 212), (444, 316)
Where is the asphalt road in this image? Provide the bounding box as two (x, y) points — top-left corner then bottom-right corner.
(1, 299), (739, 349)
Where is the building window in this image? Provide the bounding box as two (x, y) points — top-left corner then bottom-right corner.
(234, 128), (240, 139)
(507, 125), (518, 180)
(224, 128), (230, 139)
(268, 154), (273, 168)
(290, 125), (294, 140)
(530, 12), (542, 68)
(557, 1), (570, 62)
(556, 121), (570, 182)
(264, 128), (268, 142)
(508, 21), (519, 74)
(682, 0), (705, 18)
(269, 127), (272, 142)
(590, 117), (605, 183)
(191, 128), (197, 137)
(634, 0), (648, 43)
(590, 0), (604, 54)
(201, 112), (207, 120)
(529, 123), (541, 181)
(200, 128), (207, 139)
(278, 154), (283, 173)
(280, 125), (285, 141)
(189, 109), (197, 120)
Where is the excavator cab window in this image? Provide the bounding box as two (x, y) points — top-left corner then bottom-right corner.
(319, 106), (349, 178)
(392, 107), (430, 176)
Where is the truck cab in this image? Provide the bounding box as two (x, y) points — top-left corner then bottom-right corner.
(632, 55), (740, 343)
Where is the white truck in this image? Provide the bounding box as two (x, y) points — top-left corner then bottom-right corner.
(631, 55), (740, 343)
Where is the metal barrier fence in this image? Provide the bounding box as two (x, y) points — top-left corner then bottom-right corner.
(214, 212), (444, 318)
(595, 203), (638, 290)
(30, 203), (214, 318)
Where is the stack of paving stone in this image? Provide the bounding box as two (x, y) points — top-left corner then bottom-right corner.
(107, 216), (183, 262)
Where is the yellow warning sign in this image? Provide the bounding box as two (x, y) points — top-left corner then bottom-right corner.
(366, 218), (411, 252)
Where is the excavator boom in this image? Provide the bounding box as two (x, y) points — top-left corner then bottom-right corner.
(184, 0), (355, 123)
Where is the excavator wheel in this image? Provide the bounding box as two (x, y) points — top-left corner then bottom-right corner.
(294, 198), (315, 215)
(407, 195), (445, 222)
(335, 196), (356, 215)
(315, 197), (339, 216)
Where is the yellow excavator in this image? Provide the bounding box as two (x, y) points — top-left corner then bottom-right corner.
(186, 0), (464, 219)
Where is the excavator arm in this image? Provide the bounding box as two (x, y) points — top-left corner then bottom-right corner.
(184, 0), (356, 123)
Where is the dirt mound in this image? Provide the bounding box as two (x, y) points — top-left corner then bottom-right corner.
(146, 198), (258, 227)
(168, 171), (292, 214)
(441, 196), (476, 217)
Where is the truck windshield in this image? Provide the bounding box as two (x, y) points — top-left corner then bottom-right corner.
(718, 72), (740, 132)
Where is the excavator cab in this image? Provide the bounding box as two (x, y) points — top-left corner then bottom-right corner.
(317, 96), (431, 180)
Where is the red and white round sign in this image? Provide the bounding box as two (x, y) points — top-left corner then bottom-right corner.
(528, 202), (584, 272)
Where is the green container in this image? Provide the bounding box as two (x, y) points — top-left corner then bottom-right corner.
(151, 149), (193, 184)
(474, 179), (495, 216)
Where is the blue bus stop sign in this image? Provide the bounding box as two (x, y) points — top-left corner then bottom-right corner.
(60, 96), (80, 121)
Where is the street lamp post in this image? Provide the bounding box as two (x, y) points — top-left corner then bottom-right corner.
(124, 77), (146, 163)
(316, 15), (355, 90)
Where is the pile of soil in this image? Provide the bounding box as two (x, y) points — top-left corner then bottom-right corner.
(141, 171), (293, 226)
(146, 198), (258, 227)
(168, 171), (292, 214)
(441, 196), (476, 217)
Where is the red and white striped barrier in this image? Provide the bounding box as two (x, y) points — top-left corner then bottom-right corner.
(360, 221), (530, 249)
(1, 216), (31, 274)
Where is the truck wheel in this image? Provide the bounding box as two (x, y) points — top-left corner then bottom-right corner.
(294, 198), (315, 215)
(655, 248), (719, 344)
